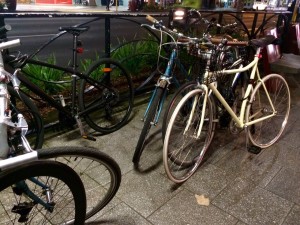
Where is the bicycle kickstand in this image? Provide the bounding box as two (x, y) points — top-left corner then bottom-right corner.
(75, 115), (96, 141)
(245, 127), (261, 154)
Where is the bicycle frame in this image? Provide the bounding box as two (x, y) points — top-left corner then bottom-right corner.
(10, 57), (115, 121)
(196, 47), (276, 137)
(143, 47), (191, 124)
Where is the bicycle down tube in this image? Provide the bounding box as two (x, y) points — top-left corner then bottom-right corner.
(143, 48), (177, 124)
(196, 47), (276, 135)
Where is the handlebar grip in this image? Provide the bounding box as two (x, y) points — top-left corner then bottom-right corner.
(0, 39), (21, 51)
(146, 15), (158, 24)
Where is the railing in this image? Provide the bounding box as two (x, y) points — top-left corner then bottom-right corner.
(0, 8), (291, 56)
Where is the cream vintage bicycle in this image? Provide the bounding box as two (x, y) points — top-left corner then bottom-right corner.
(163, 35), (291, 183)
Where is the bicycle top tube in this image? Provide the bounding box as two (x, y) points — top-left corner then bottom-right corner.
(214, 35), (277, 77)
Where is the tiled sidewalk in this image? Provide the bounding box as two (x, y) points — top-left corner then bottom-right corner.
(43, 74), (300, 225)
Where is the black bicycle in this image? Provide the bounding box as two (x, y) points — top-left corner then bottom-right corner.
(0, 37), (122, 223)
(4, 21), (134, 147)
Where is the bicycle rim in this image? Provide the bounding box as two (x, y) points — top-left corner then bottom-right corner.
(246, 74), (290, 148)
(79, 58), (134, 134)
(37, 146), (121, 220)
(162, 81), (198, 140)
(163, 88), (213, 183)
(0, 160), (86, 225)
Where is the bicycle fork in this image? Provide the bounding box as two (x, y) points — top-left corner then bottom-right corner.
(143, 79), (169, 125)
(184, 85), (208, 139)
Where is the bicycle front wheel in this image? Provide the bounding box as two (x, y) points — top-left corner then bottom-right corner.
(37, 146), (121, 220)
(246, 74), (290, 148)
(162, 81), (217, 141)
(79, 58), (134, 134)
(0, 160), (86, 225)
(132, 87), (165, 165)
(163, 87), (214, 183)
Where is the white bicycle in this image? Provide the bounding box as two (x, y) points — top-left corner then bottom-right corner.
(163, 35), (290, 183)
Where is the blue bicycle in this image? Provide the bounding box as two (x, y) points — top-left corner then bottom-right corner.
(132, 15), (208, 165)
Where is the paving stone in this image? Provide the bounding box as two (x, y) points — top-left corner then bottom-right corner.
(266, 167), (300, 205)
(88, 202), (153, 225)
(148, 189), (238, 225)
(116, 169), (182, 218)
(282, 204), (300, 225)
(183, 163), (228, 199)
(212, 178), (292, 225)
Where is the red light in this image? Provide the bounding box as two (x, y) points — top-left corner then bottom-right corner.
(76, 47), (84, 53)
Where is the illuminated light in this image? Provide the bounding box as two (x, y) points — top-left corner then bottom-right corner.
(173, 9), (185, 20)
(174, 10), (185, 16)
(103, 68), (112, 72)
(174, 16), (184, 20)
(76, 47), (84, 53)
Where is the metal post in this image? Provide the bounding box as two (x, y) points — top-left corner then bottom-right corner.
(105, 16), (111, 58)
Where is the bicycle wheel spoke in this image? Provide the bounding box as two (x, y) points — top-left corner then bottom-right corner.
(0, 161), (86, 224)
(79, 58), (134, 133)
(163, 88), (214, 183)
(247, 74), (290, 148)
(38, 147), (121, 220)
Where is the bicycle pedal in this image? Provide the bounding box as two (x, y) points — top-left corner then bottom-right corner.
(82, 134), (96, 141)
(247, 145), (262, 154)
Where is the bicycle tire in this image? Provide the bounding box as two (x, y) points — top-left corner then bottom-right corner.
(162, 81), (197, 139)
(163, 87), (214, 183)
(79, 58), (134, 134)
(37, 146), (121, 220)
(133, 87), (165, 165)
(0, 160), (86, 225)
(162, 81), (217, 142)
(246, 74), (290, 148)
(8, 86), (44, 150)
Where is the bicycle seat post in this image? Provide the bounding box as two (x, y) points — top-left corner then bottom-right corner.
(71, 33), (79, 72)
(68, 28), (95, 141)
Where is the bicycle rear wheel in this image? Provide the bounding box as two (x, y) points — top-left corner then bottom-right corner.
(8, 86), (44, 150)
(132, 87), (165, 165)
(163, 87), (214, 183)
(79, 58), (134, 134)
(0, 160), (86, 225)
(246, 74), (290, 148)
(37, 146), (121, 220)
